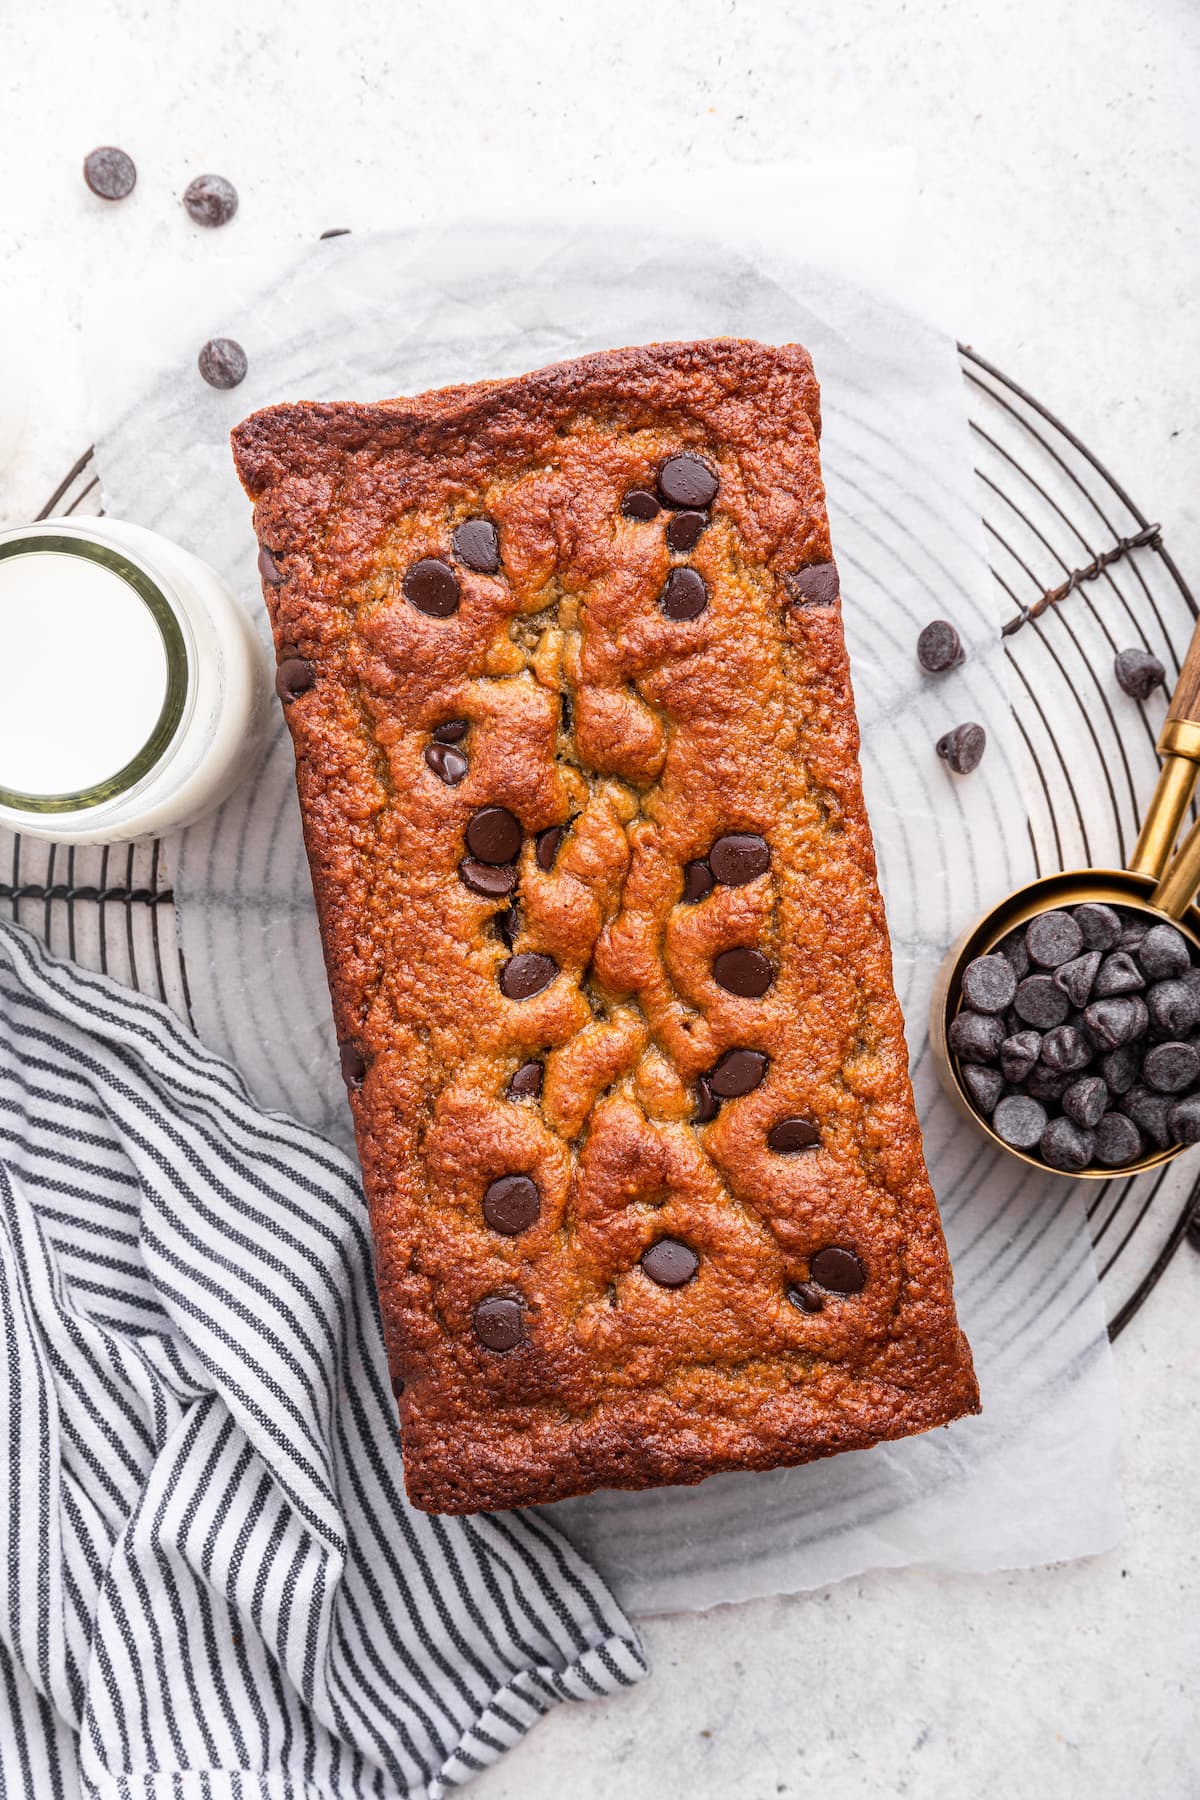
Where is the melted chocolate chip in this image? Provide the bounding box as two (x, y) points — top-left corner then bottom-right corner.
(508, 1060), (544, 1098)
(198, 337), (248, 390)
(275, 657), (315, 701)
(784, 562), (840, 608)
(658, 455), (718, 509)
(709, 1048), (768, 1098)
(640, 1238), (700, 1288)
(258, 545), (287, 586)
(709, 834), (770, 887)
(473, 1294), (525, 1351)
(424, 743), (468, 784)
(713, 947), (773, 997)
(483, 1174), (540, 1236)
(661, 567), (708, 621)
(497, 905), (520, 948)
(787, 1282), (825, 1314)
(403, 558), (460, 618)
(338, 1041), (367, 1089)
(183, 172), (238, 228)
(666, 511), (708, 553)
(432, 718), (469, 744)
(622, 489), (660, 521)
(683, 860), (715, 903)
(452, 518), (500, 574)
(810, 1246), (866, 1294)
(768, 1116), (821, 1153)
(536, 826), (565, 871)
(83, 146), (136, 200)
(466, 806), (522, 865)
(460, 858), (518, 898)
(694, 1075), (718, 1122)
(499, 953), (558, 1000)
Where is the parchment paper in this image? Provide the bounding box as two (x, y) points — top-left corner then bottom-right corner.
(94, 220), (1122, 1615)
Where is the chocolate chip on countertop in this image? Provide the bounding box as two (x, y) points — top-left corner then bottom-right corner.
(1040, 1116), (1095, 1172)
(1001, 1030), (1042, 1083)
(767, 1115), (821, 1152)
(432, 718), (469, 744)
(916, 619), (965, 673)
(508, 1060), (544, 1098)
(641, 1238), (701, 1287)
(658, 455), (718, 509)
(1142, 1040), (1200, 1093)
(83, 146), (137, 200)
(198, 337), (248, 389)
(535, 826), (565, 871)
(694, 1074), (719, 1121)
(424, 743), (468, 785)
(1014, 975), (1071, 1029)
(622, 489), (660, 521)
(666, 511), (708, 552)
(993, 1094), (1049, 1150)
(452, 518), (501, 574)
(460, 858), (518, 898)
(709, 1048), (769, 1098)
(499, 952), (558, 1000)
(1073, 902), (1123, 951)
(948, 1010), (1006, 1063)
(1119, 1084), (1172, 1150)
(683, 859), (715, 903)
(320, 227), (352, 239)
(403, 557), (460, 618)
(785, 562), (840, 608)
(1054, 951), (1102, 1009)
(810, 1246), (866, 1294)
(787, 1282), (825, 1314)
(1040, 1025), (1094, 1074)
(1100, 1043), (1141, 1095)
(466, 805), (522, 865)
(258, 544), (287, 585)
(936, 722), (986, 774)
(709, 833), (771, 887)
(483, 1174), (541, 1236)
(661, 567), (708, 621)
(473, 1294), (525, 1351)
(1137, 922), (1192, 981)
(1147, 978), (1200, 1038)
(275, 657), (315, 701)
(1084, 995), (1149, 1049)
(338, 1041), (367, 1089)
(962, 1064), (1004, 1115)
(1167, 1095), (1200, 1145)
(1094, 1111), (1144, 1166)
(713, 947), (773, 997)
(997, 929), (1032, 979)
(183, 172), (238, 227)
(1114, 647), (1166, 700)
(1026, 910), (1084, 969)
(1062, 1075), (1108, 1130)
(960, 954), (1018, 1014)
(1093, 951), (1146, 997)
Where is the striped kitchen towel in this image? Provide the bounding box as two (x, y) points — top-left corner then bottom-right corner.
(0, 919), (645, 1799)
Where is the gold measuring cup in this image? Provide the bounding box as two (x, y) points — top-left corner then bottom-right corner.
(931, 617), (1200, 1178)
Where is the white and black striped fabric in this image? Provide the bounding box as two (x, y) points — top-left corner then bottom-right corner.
(0, 920), (645, 1798)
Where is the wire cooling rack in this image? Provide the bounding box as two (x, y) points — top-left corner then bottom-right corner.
(5, 346), (1198, 1338)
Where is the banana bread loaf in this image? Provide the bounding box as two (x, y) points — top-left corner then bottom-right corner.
(231, 339), (979, 1514)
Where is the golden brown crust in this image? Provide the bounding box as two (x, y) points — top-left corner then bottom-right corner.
(231, 338), (979, 1515)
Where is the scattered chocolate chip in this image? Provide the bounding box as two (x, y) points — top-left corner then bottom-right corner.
(460, 858), (518, 898)
(1062, 1075), (1108, 1129)
(666, 511), (708, 553)
(709, 833), (771, 887)
(1014, 975), (1071, 1029)
(1053, 951), (1102, 1009)
(1040, 1116), (1095, 1172)
(275, 657), (315, 701)
(1138, 922), (1192, 981)
(948, 1010), (1006, 1063)
(962, 1064), (1004, 1115)
(658, 455), (718, 509)
(1001, 1030), (1042, 1083)
(713, 947), (773, 998)
(1084, 995), (1149, 1049)
(767, 1116), (821, 1152)
(320, 227), (351, 239)
(83, 146), (136, 200)
(993, 1094), (1050, 1150)
(1146, 978), (1200, 1038)
(694, 1074), (718, 1122)
(1114, 647), (1166, 700)
(683, 860), (715, 904)
(916, 620), (965, 673)
(1041, 1025), (1094, 1074)
(183, 172), (238, 228)
(1025, 1063), (1071, 1102)
(961, 954), (1018, 1014)
(997, 930), (1032, 979)
(509, 1060), (544, 1098)
(403, 557), (460, 618)
(787, 1282), (825, 1314)
(466, 806), (522, 865)
(810, 1246), (866, 1295)
(1094, 1111), (1144, 1166)
(641, 1238), (700, 1287)
(1093, 951), (1145, 997)
(785, 563), (840, 608)
(1167, 1095), (1200, 1144)
(424, 743), (468, 785)
(499, 952), (558, 1000)
(258, 545), (287, 586)
(936, 722), (986, 774)
(1143, 1040), (1200, 1094)
(432, 718), (469, 744)
(473, 1294), (525, 1351)
(661, 567), (708, 621)
(198, 337), (248, 390)
(1120, 1085), (1172, 1149)
(535, 826), (565, 871)
(452, 518), (500, 574)
(709, 1048), (768, 1098)
(1101, 1043), (1141, 1095)
(483, 1174), (540, 1236)
(338, 1041), (367, 1089)
(1073, 902), (1123, 951)
(1026, 910), (1084, 969)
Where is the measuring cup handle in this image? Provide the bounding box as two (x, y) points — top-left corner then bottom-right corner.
(1129, 613), (1200, 878)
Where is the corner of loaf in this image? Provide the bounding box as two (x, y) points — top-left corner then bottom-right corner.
(231, 338), (979, 1515)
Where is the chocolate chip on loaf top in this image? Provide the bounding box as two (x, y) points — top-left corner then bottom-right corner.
(231, 339), (979, 1515)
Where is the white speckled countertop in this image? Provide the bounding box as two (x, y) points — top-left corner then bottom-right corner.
(2, 2), (1198, 1793)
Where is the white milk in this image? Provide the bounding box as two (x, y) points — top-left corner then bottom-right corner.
(0, 519), (270, 843)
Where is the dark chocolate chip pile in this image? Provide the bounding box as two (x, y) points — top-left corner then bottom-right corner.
(951, 903), (1200, 1170)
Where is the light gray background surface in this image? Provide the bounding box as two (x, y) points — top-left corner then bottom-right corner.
(2, 3), (1198, 1795)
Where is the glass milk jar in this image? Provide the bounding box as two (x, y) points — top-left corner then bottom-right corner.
(0, 518), (270, 844)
